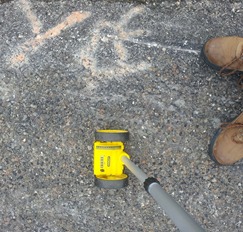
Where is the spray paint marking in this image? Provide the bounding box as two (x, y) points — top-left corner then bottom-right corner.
(9, 0), (91, 67)
(80, 6), (151, 80)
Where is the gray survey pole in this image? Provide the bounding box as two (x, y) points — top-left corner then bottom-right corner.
(121, 155), (205, 232)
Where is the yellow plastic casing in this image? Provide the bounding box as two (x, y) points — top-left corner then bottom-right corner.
(93, 141), (130, 181)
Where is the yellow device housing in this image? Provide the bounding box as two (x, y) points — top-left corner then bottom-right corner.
(93, 130), (130, 188)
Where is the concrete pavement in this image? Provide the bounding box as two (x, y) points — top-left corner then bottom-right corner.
(0, 0), (242, 231)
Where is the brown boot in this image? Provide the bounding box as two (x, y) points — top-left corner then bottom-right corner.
(209, 113), (243, 165)
(201, 36), (243, 74)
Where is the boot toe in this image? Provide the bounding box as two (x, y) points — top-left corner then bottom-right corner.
(202, 36), (243, 72)
(209, 126), (243, 165)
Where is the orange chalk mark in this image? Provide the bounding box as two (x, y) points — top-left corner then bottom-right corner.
(19, 0), (42, 34)
(10, 53), (26, 65)
(10, 11), (91, 66)
(38, 12), (90, 42)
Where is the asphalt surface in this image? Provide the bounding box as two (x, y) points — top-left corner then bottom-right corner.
(0, 0), (243, 232)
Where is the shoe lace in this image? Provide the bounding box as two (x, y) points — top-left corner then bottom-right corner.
(220, 122), (243, 144)
(219, 51), (243, 88)
(219, 57), (240, 76)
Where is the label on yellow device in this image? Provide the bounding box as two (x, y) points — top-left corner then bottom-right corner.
(93, 141), (129, 177)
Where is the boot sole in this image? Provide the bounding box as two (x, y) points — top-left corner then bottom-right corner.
(208, 128), (222, 165)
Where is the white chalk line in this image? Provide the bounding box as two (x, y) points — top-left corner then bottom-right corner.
(127, 38), (200, 55)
